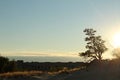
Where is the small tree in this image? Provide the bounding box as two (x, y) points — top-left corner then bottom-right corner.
(0, 56), (9, 72)
(3, 60), (17, 72)
(79, 28), (107, 61)
(0, 56), (17, 73)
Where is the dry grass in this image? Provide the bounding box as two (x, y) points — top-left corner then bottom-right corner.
(0, 66), (85, 78)
(0, 71), (43, 78)
(47, 66), (85, 75)
(57, 67), (81, 74)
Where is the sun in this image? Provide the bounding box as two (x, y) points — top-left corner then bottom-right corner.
(113, 33), (120, 48)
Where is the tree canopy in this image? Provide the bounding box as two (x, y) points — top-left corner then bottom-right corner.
(0, 56), (17, 73)
(80, 28), (107, 61)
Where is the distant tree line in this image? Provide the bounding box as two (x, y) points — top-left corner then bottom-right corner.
(16, 60), (86, 72)
(0, 56), (87, 73)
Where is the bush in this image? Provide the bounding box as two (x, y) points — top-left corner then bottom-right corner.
(0, 56), (17, 73)
(3, 60), (17, 72)
(0, 56), (9, 73)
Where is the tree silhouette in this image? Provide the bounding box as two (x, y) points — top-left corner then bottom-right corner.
(0, 56), (17, 73)
(79, 28), (107, 61)
(0, 56), (9, 72)
(3, 60), (17, 72)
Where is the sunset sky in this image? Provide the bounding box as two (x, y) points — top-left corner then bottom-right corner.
(0, 0), (120, 57)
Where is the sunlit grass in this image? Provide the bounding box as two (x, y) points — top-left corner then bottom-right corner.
(47, 66), (85, 75)
(0, 71), (43, 78)
(0, 66), (85, 78)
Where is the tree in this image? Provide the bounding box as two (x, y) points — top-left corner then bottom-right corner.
(0, 56), (9, 72)
(3, 60), (17, 72)
(0, 56), (17, 73)
(79, 28), (107, 61)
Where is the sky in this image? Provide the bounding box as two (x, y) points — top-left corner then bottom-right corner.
(0, 0), (120, 57)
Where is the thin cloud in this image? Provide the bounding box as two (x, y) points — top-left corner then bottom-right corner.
(2, 51), (79, 57)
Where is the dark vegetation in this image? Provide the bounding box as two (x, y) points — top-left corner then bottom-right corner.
(0, 56), (17, 73)
(79, 28), (107, 61)
(0, 56), (87, 73)
(16, 60), (86, 72)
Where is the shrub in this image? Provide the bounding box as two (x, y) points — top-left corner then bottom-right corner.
(0, 56), (9, 73)
(0, 56), (17, 73)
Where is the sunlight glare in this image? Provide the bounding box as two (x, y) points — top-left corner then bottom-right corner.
(113, 33), (120, 48)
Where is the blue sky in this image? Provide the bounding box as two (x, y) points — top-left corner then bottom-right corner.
(0, 0), (120, 57)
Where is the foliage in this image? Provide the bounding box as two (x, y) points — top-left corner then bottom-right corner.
(0, 56), (9, 72)
(112, 48), (120, 58)
(2, 60), (17, 72)
(0, 56), (17, 73)
(79, 28), (107, 61)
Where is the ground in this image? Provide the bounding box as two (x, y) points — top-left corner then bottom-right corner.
(1, 59), (120, 80)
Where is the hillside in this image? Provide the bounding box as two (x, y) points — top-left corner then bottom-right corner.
(48, 59), (120, 80)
